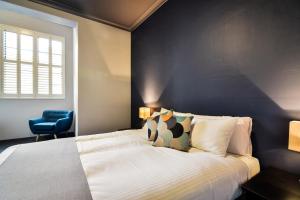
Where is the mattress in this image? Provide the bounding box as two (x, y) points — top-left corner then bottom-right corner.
(76, 129), (260, 200)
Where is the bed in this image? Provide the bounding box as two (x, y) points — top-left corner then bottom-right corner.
(0, 129), (259, 200)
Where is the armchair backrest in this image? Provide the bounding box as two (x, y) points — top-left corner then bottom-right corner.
(42, 110), (73, 122)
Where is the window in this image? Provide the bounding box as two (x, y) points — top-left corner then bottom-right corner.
(0, 24), (65, 98)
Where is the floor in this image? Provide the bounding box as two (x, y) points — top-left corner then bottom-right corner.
(0, 132), (75, 153)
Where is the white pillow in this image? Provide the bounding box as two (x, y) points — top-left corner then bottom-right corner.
(192, 114), (253, 156)
(190, 118), (237, 156)
(227, 117), (252, 156)
(192, 114), (228, 124)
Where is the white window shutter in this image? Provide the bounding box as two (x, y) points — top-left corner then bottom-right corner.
(37, 65), (49, 95)
(0, 24), (65, 98)
(3, 62), (17, 94)
(52, 66), (62, 95)
(20, 34), (33, 95)
(20, 34), (33, 62)
(3, 31), (18, 95)
(3, 31), (17, 61)
(20, 63), (33, 94)
(51, 40), (63, 95)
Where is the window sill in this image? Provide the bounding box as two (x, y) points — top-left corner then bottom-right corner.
(0, 97), (65, 100)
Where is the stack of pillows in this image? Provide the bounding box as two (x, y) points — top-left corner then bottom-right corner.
(145, 108), (253, 156)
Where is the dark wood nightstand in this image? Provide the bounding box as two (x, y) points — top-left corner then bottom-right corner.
(241, 167), (300, 200)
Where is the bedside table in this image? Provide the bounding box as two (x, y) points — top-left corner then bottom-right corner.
(241, 167), (300, 200)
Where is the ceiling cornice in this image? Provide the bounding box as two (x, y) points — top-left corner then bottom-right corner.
(28, 0), (167, 32)
(130, 0), (167, 31)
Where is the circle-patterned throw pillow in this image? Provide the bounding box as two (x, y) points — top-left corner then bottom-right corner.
(153, 113), (193, 152)
(146, 110), (173, 141)
(146, 115), (159, 141)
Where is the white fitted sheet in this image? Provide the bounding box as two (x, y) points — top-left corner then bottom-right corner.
(76, 129), (260, 200)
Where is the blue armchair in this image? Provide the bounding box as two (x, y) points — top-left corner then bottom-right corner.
(29, 110), (74, 141)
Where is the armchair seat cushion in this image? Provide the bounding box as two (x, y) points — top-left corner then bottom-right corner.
(33, 122), (56, 131)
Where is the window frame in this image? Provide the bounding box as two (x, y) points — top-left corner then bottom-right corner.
(0, 24), (65, 99)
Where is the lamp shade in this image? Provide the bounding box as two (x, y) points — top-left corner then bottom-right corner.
(288, 121), (300, 152)
(139, 107), (151, 120)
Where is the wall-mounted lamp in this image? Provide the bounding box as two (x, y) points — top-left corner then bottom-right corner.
(139, 107), (151, 120)
(288, 121), (300, 152)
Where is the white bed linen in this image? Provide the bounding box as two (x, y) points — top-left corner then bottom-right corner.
(76, 129), (260, 200)
(0, 145), (18, 166)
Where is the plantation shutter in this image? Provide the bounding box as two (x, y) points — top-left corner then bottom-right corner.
(37, 37), (50, 95)
(3, 31), (18, 95)
(20, 34), (33, 95)
(51, 40), (63, 95)
(0, 24), (65, 98)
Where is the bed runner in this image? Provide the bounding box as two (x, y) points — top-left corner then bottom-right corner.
(0, 138), (93, 200)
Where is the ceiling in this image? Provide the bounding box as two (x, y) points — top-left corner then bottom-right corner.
(29, 0), (167, 31)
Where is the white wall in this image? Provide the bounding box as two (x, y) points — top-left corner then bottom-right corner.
(77, 20), (131, 134)
(0, 8), (74, 140)
(1, 0), (131, 139)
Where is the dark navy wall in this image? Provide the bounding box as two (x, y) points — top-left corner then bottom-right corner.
(131, 0), (300, 174)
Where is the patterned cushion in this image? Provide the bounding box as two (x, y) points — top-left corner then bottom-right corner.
(146, 115), (160, 141)
(146, 111), (173, 141)
(153, 112), (193, 151)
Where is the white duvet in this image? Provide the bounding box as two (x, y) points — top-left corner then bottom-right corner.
(76, 129), (259, 200)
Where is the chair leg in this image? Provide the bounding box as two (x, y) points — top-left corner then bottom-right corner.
(54, 134), (57, 139)
(36, 135), (40, 142)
